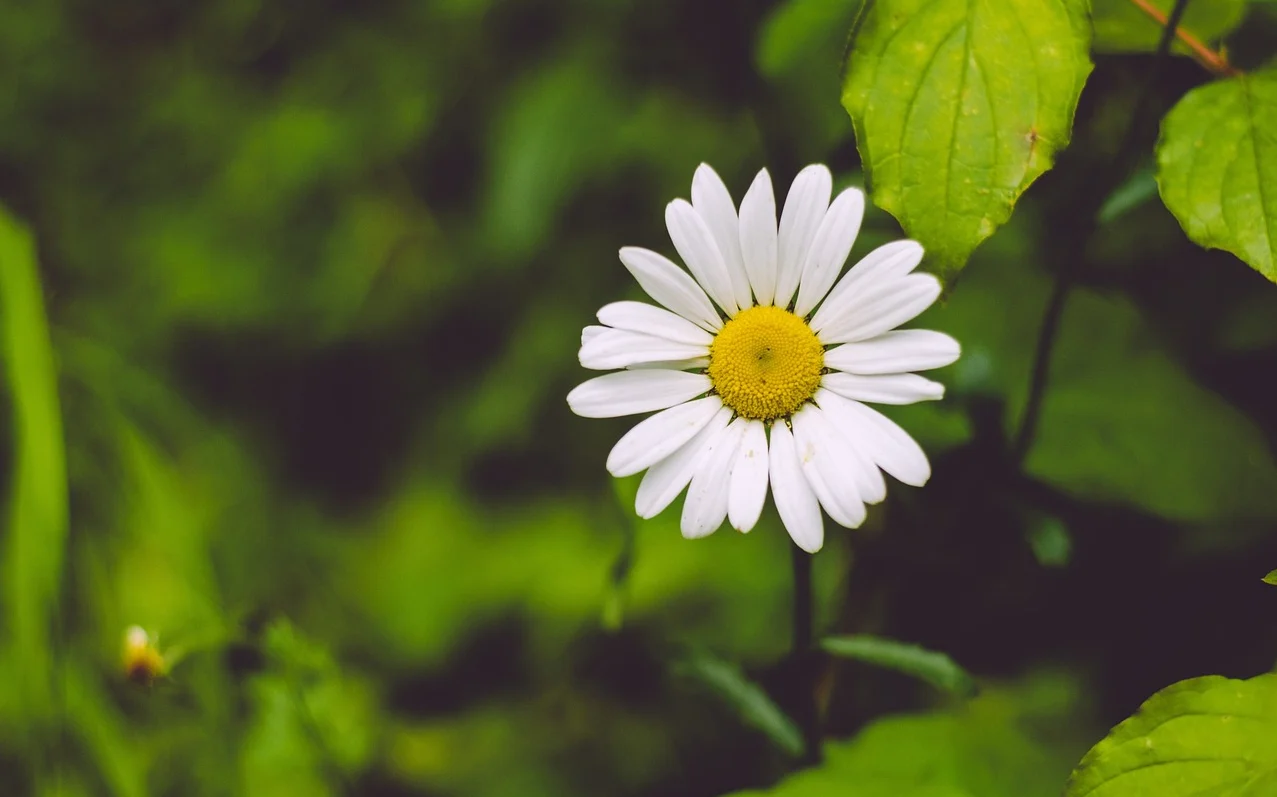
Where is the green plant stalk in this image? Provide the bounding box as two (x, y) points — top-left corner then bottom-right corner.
(0, 210), (69, 722)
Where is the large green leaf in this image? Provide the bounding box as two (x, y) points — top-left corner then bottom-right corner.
(920, 250), (1277, 523)
(1091, 0), (1245, 53)
(726, 690), (1074, 796)
(0, 207), (67, 719)
(841, 0), (1091, 278)
(1065, 673), (1277, 796)
(1157, 70), (1277, 283)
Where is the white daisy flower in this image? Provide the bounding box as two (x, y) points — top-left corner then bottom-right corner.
(567, 164), (960, 553)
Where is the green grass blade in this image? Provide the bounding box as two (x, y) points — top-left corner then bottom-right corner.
(0, 206), (68, 718)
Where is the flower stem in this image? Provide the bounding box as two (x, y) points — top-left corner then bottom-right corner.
(790, 543), (821, 764)
(1013, 0), (1194, 466)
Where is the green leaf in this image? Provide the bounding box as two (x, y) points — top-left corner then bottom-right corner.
(1065, 673), (1277, 796)
(0, 206), (67, 719)
(1157, 70), (1277, 283)
(674, 651), (804, 756)
(822, 635), (977, 696)
(242, 619), (379, 793)
(841, 0), (1092, 278)
(921, 253), (1277, 524)
(1026, 514), (1073, 568)
(1091, 0), (1245, 54)
(1263, 570), (1277, 586)
(726, 687), (1074, 796)
(757, 0), (862, 79)
(1097, 165), (1158, 225)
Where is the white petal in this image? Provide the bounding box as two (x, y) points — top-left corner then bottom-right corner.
(606, 396), (723, 477)
(738, 168), (779, 306)
(817, 273), (942, 344)
(627, 357), (710, 371)
(815, 389), (930, 486)
(567, 370), (710, 418)
(666, 199), (738, 316)
(619, 247), (722, 332)
(792, 405), (870, 527)
(580, 328), (709, 370)
(809, 240), (924, 334)
(581, 325), (607, 346)
(821, 372), (945, 404)
(794, 187), (865, 318)
(635, 406), (732, 518)
(597, 301), (715, 346)
(681, 418), (746, 539)
(801, 401), (887, 504)
(728, 419), (769, 532)
(774, 165), (832, 310)
(692, 164), (753, 311)
(768, 422), (824, 553)
(823, 330), (961, 374)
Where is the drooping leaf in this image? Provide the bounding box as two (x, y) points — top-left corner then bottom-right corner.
(1157, 70), (1277, 283)
(822, 635), (977, 696)
(841, 0), (1092, 278)
(0, 206), (67, 719)
(1065, 673), (1277, 796)
(674, 651), (804, 756)
(1091, 0), (1245, 54)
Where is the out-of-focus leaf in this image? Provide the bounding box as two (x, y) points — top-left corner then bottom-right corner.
(922, 253), (1277, 523)
(756, 0), (864, 156)
(841, 0), (1092, 278)
(112, 423), (225, 649)
(727, 689), (1074, 796)
(1097, 165), (1158, 225)
(1065, 673), (1277, 796)
(822, 635), (977, 696)
(65, 666), (146, 797)
(483, 49), (623, 262)
(242, 619), (378, 795)
(0, 206), (67, 718)
(1026, 515), (1072, 568)
(674, 651), (804, 756)
(1091, 0), (1245, 53)
(1157, 70), (1277, 283)
(1262, 570), (1277, 585)
(757, 0), (862, 79)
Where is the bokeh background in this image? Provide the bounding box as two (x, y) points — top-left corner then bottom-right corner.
(2, 0), (1277, 795)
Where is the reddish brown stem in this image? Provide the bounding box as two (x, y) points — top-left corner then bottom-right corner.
(1125, 0), (1241, 77)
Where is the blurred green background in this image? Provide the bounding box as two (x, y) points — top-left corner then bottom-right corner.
(1, 0), (1276, 795)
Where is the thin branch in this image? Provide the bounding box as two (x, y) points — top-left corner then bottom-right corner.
(1013, 0), (1195, 464)
(1125, 0), (1240, 77)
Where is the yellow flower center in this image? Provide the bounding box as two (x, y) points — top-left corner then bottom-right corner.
(708, 306), (824, 421)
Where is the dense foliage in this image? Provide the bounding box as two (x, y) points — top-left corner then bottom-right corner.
(2, 0), (1275, 795)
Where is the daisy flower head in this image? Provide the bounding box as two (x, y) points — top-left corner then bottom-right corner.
(567, 164), (960, 553)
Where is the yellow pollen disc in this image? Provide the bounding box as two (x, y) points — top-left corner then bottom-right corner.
(708, 305), (824, 421)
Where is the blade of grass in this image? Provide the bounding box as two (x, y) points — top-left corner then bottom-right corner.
(0, 206), (68, 718)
